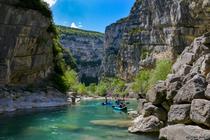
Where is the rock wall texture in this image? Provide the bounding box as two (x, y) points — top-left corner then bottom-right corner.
(58, 26), (104, 85)
(0, 0), (54, 86)
(129, 33), (210, 139)
(102, 0), (210, 81)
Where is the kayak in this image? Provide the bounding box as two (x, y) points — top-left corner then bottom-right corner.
(101, 102), (113, 106)
(112, 106), (127, 111)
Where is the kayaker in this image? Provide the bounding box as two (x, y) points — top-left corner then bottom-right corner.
(115, 98), (121, 105)
(119, 102), (126, 108)
(105, 96), (108, 104)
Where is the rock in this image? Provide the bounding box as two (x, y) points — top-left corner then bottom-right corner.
(142, 102), (167, 121)
(167, 81), (182, 101)
(182, 72), (197, 84)
(146, 81), (166, 105)
(161, 101), (171, 111)
(128, 111), (139, 119)
(159, 124), (210, 140)
(128, 115), (164, 133)
(0, 1), (54, 85)
(0, 88), (71, 113)
(201, 54), (210, 76)
(190, 99), (210, 127)
(205, 84), (210, 99)
(173, 74), (206, 104)
(168, 104), (191, 124)
(206, 73), (210, 84)
(173, 54), (194, 75)
(139, 57), (156, 69)
(137, 99), (147, 114)
(166, 75), (183, 85)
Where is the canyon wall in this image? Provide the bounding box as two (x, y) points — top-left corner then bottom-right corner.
(58, 26), (104, 85)
(0, 0), (54, 86)
(103, 0), (210, 81)
(0, 0), (73, 112)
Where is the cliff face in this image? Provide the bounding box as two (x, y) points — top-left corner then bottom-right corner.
(103, 0), (210, 81)
(58, 26), (104, 85)
(0, 0), (54, 86)
(0, 1), (73, 112)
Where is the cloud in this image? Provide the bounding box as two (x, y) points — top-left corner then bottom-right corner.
(42, 0), (57, 7)
(70, 22), (83, 29)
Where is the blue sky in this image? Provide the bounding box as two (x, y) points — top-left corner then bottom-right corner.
(46, 0), (135, 32)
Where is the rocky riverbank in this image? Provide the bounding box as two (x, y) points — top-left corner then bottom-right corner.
(128, 33), (210, 139)
(0, 87), (71, 113)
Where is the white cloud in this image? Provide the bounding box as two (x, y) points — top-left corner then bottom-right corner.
(70, 22), (83, 29)
(43, 0), (57, 7)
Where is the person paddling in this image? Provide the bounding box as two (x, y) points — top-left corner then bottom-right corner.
(105, 96), (108, 104)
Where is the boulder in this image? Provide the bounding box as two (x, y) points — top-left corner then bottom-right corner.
(128, 111), (139, 119)
(206, 72), (210, 84)
(137, 99), (147, 114)
(201, 54), (210, 76)
(142, 102), (167, 121)
(146, 81), (166, 105)
(205, 84), (210, 99)
(190, 99), (210, 127)
(167, 81), (182, 101)
(168, 104), (191, 124)
(128, 115), (164, 133)
(159, 124), (210, 140)
(161, 101), (171, 111)
(173, 74), (206, 104)
(176, 64), (192, 77)
(166, 74), (183, 84)
(172, 53), (194, 75)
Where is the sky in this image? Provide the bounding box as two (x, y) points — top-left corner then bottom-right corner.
(43, 0), (135, 32)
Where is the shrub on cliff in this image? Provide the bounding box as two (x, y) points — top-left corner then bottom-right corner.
(52, 37), (78, 93)
(132, 59), (172, 95)
(132, 70), (151, 95)
(53, 70), (78, 93)
(16, 0), (52, 18)
(149, 59), (172, 86)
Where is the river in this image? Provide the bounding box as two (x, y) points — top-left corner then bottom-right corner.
(0, 100), (158, 140)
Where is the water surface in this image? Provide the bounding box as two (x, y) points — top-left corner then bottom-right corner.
(0, 100), (158, 140)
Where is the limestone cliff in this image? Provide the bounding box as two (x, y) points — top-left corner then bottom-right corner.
(58, 26), (104, 85)
(0, 0), (54, 86)
(103, 0), (210, 81)
(0, 0), (73, 112)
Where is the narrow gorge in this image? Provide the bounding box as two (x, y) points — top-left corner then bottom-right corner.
(0, 0), (210, 139)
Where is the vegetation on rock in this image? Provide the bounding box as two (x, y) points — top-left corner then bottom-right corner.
(16, 0), (52, 18)
(57, 25), (104, 38)
(132, 59), (172, 95)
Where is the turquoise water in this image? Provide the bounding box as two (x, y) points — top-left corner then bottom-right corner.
(0, 100), (158, 140)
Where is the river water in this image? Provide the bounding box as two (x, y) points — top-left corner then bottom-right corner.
(0, 100), (158, 140)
